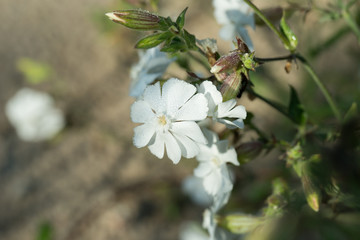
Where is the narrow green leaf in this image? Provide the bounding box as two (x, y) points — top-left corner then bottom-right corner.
(288, 86), (306, 125)
(176, 7), (188, 30)
(135, 31), (172, 49)
(280, 11), (298, 52)
(344, 102), (358, 122)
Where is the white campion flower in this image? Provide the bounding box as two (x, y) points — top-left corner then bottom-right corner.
(131, 78), (209, 164)
(179, 222), (209, 240)
(194, 130), (239, 196)
(197, 81), (247, 129)
(130, 46), (174, 98)
(182, 176), (212, 207)
(5, 88), (65, 142)
(212, 0), (255, 50)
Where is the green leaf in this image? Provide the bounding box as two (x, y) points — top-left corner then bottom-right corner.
(135, 31), (172, 49)
(280, 11), (298, 52)
(161, 37), (187, 52)
(288, 86), (306, 125)
(176, 7), (188, 30)
(344, 102), (358, 122)
(17, 58), (52, 84)
(182, 29), (196, 50)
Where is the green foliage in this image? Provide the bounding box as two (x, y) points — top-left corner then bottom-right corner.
(17, 58), (52, 84)
(36, 222), (53, 240)
(279, 11), (298, 52)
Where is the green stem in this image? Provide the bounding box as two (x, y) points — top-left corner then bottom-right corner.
(342, 9), (360, 44)
(243, 0), (290, 49)
(296, 55), (342, 121)
(247, 88), (290, 120)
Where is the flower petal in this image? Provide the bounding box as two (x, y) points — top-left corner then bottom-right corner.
(225, 105), (247, 119)
(194, 162), (213, 178)
(162, 78), (196, 117)
(133, 123), (156, 148)
(219, 147), (239, 166)
(216, 99), (237, 118)
(197, 81), (222, 115)
(143, 82), (165, 113)
(148, 132), (165, 159)
(203, 170), (222, 196)
(217, 118), (244, 129)
(130, 100), (156, 123)
(173, 133), (200, 158)
(172, 121), (207, 144)
(175, 93), (208, 121)
(164, 132), (182, 164)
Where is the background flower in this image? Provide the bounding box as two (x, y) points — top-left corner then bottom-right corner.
(129, 46), (175, 98)
(212, 0), (255, 50)
(5, 88), (65, 142)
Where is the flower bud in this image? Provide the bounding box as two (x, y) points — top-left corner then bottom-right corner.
(105, 10), (167, 31)
(301, 160), (321, 212)
(219, 213), (264, 234)
(220, 70), (243, 102)
(210, 52), (240, 74)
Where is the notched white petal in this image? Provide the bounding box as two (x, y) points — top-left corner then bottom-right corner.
(162, 78), (196, 117)
(164, 132), (182, 164)
(148, 133), (165, 159)
(133, 124), (156, 148)
(130, 101), (155, 123)
(172, 121), (207, 144)
(175, 93), (208, 121)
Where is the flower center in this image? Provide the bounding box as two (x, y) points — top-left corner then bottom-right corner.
(155, 114), (171, 132)
(211, 156), (221, 167)
(158, 115), (167, 126)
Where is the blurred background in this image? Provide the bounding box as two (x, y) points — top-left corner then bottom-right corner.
(0, 0), (359, 239)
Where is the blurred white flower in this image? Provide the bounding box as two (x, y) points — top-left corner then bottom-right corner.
(179, 222), (209, 240)
(212, 0), (255, 50)
(197, 81), (247, 129)
(130, 78), (208, 164)
(130, 46), (174, 98)
(182, 175), (212, 207)
(203, 209), (217, 240)
(194, 129), (239, 196)
(5, 88), (65, 142)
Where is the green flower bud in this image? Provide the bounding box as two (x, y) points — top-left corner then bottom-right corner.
(219, 213), (265, 234)
(105, 10), (168, 31)
(210, 52), (240, 74)
(220, 70), (242, 102)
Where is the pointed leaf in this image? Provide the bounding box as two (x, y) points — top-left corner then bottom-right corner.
(344, 102), (358, 122)
(135, 31), (172, 49)
(176, 7), (188, 30)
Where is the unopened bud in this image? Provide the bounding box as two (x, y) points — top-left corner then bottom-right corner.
(105, 10), (167, 31)
(301, 160), (321, 212)
(219, 213), (264, 234)
(220, 71), (242, 102)
(240, 52), (257, 71)
(210, 52), (240, 74)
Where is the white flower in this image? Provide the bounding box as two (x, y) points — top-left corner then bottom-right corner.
(194, 129), (239, 196)
(182, 176), (212, 207)
(197, 81), (247, 129)
(179, 222), (209, 240)
(212, 0), (255, 50)
(130, 46), (174, 98)
(203, 209), (217, 240)
(5, 88), (65, 142)
(130, 78), (208, 164)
